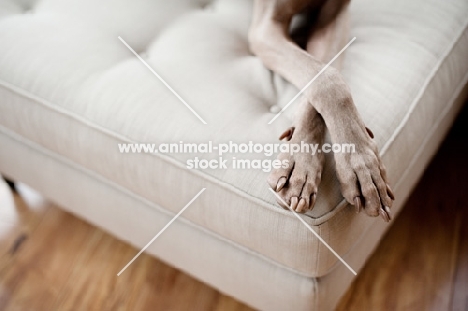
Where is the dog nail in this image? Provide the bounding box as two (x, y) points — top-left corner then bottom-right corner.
(276, 177), (287, 192)
(309, 193), (317, 210)
(379, 207), (390, 222)
(288, 127), (295, 140)
(354, 197), (362, 213)
(384, 206), (392, 220)
(386, 184), (395, 200)
(290, 197), (299, 211)
(379, 210), (388, 222)
(297, 198), (307, 213)
(278, 130), (289, 141)
(365, 127), (374, 139)
(279, 127), (295, 141)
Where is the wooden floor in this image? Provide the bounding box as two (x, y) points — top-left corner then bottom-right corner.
(1, 106), (467, 310)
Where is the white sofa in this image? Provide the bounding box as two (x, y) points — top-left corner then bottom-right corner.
(1, 0), (467, 309)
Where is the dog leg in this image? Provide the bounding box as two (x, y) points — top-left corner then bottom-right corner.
(268, 97), (326, 212)
(266, 3), (350, 213)
(251, 0), (394, 219)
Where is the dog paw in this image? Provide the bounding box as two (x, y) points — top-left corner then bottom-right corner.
(334, 127), (395, 222)
(267, 126), (325, 213)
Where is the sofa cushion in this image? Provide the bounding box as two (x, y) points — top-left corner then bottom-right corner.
(0, 0), (467, 277)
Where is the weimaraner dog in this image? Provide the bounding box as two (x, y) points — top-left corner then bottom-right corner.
(248, 0), (394, 221)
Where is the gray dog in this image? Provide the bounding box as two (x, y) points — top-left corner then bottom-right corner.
(249, 0), (394, 221)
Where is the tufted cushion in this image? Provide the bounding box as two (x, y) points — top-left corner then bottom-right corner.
(0, 0), (467, 279)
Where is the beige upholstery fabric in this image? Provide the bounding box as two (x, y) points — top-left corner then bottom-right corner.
(1, 0), (467, 309)
(1, 84), (467, 311)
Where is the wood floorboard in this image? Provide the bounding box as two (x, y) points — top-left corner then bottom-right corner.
(452, 210), (468, 311)
(337, 105), (468, 311)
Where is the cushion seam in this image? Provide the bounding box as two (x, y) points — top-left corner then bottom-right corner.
(0, 17), (466, 226)
(0, 21), (465, 280)
(317, 18), (468, 222)
(0, 123), (318, 279)
(319, 69), (468, 276)
(380, 17), (468, 155)
(0, 80), (292, 215)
